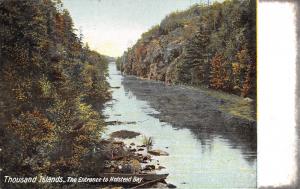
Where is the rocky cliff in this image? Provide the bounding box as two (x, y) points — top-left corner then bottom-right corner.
(117, 0), (256, 98)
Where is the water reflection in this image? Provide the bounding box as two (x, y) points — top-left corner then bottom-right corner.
(121, 76), (257, 164)
(104, 63), (257, 188)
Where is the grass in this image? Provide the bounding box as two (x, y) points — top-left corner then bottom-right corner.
(181, 84), (256, 122)
(200, 87), (256, 121)
(142, 136), (154, 150)
(220, 99), (256, 121)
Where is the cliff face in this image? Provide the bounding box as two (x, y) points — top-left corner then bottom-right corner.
(121, 27), (188, 82)
(118, 0), (256, 98)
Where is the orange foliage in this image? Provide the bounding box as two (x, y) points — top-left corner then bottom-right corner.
(236, 49), (253, 97)
(55, 13), (64, 40)
(135, 44), (146, 64)
(210, 54), (228, 90)
(8, 110), (56, 144)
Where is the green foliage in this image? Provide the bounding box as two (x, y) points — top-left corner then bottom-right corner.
(141, 136), (154, 150)
(141, 25), (161, 39)
(0, 0), (111, 184)
(120, 0), (256, 98)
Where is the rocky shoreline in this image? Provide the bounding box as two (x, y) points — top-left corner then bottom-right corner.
(97, 130), (175, 188)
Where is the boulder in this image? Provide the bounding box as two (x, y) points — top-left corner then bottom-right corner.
(148, 149), (169, 156)
(157, 166), (166, 170)
(143, 164), (156, 171)
(167, 183), (177, 188)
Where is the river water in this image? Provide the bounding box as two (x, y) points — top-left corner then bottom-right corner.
(103, 63), (256, 189)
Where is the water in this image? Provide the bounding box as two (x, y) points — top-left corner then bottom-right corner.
(103, 63), (256, 189)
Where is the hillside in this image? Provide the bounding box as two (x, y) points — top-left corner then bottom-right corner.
(0, 0), (110, 185)
(117, 0), (256, 98)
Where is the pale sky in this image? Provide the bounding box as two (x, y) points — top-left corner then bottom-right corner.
(62, 0), (203, 57)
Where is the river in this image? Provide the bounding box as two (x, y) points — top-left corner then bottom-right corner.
(103, 63), (256, 189)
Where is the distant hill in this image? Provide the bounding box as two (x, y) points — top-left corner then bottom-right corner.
(117, 0), (256, 98)
(104, 55), (116, 62)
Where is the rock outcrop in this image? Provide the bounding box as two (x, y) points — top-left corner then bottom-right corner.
(117, 0), (256, 98)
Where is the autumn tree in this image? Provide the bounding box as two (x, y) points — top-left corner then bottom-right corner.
(209, 54), (228, 90)
(0, 1), (110, 186)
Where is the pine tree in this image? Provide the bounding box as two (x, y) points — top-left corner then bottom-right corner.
(179, 22), (210, 85)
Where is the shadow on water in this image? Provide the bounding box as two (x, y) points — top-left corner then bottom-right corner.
(121, 75), (257, 165)
(105, 63), (256, 188)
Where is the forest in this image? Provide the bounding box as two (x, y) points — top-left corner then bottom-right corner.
(117, 0), (256, 98)
(0, 0), (257, 188)
(0, 0), (111, 188)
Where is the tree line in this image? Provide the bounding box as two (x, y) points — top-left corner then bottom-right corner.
(117, 0), (256, 98)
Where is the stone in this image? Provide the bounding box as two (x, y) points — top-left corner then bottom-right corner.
(244, 97), (253, 102)
(153, 182), (169, 188)
(157, 166), (166, 170)
(143, 165), (155, 171)
(167, 183), (177, 188)
(130, 148), (137, 152)
(148, 149), (169, 156)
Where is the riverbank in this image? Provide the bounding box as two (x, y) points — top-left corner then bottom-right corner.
(122, 74), (256, 125)
(103, 63), (256, 188)
(122, 75), (256, 155)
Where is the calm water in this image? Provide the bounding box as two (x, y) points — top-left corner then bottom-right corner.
(103, 63), (256, 189)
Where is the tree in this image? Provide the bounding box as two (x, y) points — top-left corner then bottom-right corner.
(209, 54), (228, 90)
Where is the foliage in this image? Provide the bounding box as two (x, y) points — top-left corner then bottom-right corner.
(120, 0), (256, 98)
(0, 0), (111, 186)
(142, 136), (154, 150)
(210, 54), (227, 90)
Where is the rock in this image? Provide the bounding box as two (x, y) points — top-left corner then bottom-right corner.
(167, 183), (177, 188)
(106, 120), (123, 125)
(112, 141), (124, 145)
(120, 159), (141, 173)
(106, 121), (136, 125)
(137, 145), (146, 148)
(123, 121), (137, 124)
(137, 148), (144, 151)
(244, 97), (253, 102)
(143, 165), (155, 171)
(157, 166), (166, 170)
(148, 149), (169, 156)
(130, 148), (137, 152)
(165, 56), (182, 84)
(143, 156), (150, 161)
(153, 182), (169, 188)
(110, 130), (141, 139)
(163, 40), (182, 64)
(130, 142), (135, 146)
(130, 159), (142, 173)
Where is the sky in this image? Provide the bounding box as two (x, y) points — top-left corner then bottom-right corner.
(62, 0), (204, 57)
